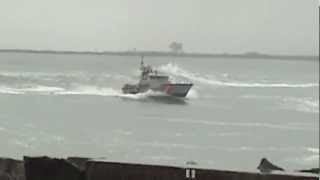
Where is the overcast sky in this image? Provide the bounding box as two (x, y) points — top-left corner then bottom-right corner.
(0, 0), (318, 55)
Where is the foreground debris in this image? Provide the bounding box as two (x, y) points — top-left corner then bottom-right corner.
(257, 158), (284, 173)
(0, 156), (317, 180)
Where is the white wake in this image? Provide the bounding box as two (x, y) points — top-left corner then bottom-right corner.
(158, 63), (318, 88)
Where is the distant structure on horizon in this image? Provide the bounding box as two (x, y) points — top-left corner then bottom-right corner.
(169, 41), (183, 53)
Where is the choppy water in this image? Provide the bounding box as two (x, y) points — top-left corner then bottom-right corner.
(0, 52), (318, 171)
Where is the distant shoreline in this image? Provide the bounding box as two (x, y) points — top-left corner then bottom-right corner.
(0, 49), (318, 60)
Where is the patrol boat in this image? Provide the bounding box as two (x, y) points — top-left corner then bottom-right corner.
(122, 57), (193, 98)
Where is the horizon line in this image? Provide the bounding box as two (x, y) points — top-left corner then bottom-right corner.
(0, 48), (318, 60)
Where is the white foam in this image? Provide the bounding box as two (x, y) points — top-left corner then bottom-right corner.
(224, 146), (304, 153)
(112, 129), (133, 136)
(208, 132), (247, 137)
(55, 86), (119, 96)
(55, 86), (163, 100)
(186, 88), (198, 99)
(148, 155), (177, 161)
(138, 141), (304, 154)
(0, 85), (64, 95)
(22, 86), (65, 92)
(296, 147), (320, 165)
(0, 82), (170, 101)
(166, 118), (314, 131)
(304, 147), (319, 154)
(0, 87), (24, 94)
(0, 126), (6, 131)
(302, 155), (319, 163)
(159, 63), (318, 88)
(281, 97), (319, 113)
(242, 95), (319, 114)
(118, 90), (165, 100)
(139, 141), (201, 150)
(0, 71), (132, 82)
(9, 139), (30, 148)
(50, 135), (65, 142)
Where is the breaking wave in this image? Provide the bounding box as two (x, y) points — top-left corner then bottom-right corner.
(158, 63), (318, 88)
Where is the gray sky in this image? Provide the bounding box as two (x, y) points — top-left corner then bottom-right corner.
(0, 0), (318, 55)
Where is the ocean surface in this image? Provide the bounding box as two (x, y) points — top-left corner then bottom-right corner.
(0, 52), (318, 172)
